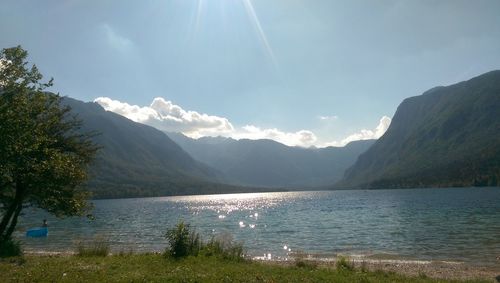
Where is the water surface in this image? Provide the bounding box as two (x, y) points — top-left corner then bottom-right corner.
(16, 187), (500, 264)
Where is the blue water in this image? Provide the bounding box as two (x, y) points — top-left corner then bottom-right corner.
(15, 187), (500, 264)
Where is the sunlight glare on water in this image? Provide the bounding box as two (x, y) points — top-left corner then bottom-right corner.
(16, 188), (500, 264)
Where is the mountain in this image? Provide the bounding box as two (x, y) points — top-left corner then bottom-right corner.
(167, 132), (374, 188)
(339, 70), (500, 188)
(63, 97), (256, 198)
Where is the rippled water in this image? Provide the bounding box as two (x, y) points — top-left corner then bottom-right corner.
(15, 187), (500, 264)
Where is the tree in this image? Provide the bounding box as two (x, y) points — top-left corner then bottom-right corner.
(0, 46), (98, 246)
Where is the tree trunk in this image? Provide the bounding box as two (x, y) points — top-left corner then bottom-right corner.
(0, 201), (17, 240)
(4, 202), (22, 240)
(0, 183), (24, 241)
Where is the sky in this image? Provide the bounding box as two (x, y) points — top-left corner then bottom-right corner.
(1, 0), (500, 147)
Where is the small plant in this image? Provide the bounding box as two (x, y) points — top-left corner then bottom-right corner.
(164, 221), (201, 258)
(293, 250), (317, 269)
(164, 222), (245, 261)
(295, 260), (317, 269)
(360, 260), (368, 272)
(203, 233), (245, 261)
(418, 272), (429, 279)
(117, 248), (134, 256)
(336, 256), (354, 271)
(0, 237), (22, 258)
(76, 237), (110, 257)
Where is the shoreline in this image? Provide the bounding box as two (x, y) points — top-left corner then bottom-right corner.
(266, 258), (500, 282)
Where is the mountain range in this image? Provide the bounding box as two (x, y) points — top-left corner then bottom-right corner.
(167, 133), (373, 188)
(63, 98), (257, 198)
(339, 70), (500, 188)
(64, 97), (373, 198)
(62, 70), (499, 198)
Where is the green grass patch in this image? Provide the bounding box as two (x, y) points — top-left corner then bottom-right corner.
(0, 254), (489, 283)
(75, 237), (110, 257)
(336, 256), (355, 271)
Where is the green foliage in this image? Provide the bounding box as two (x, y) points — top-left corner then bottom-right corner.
(336, 256), (355, 271)
(202, 233), (245, 261)
(164, 221), (245, 261)
(292, 250), (317, 269)
(0, 46), (98, 245)
(295, 259), (318, 269)
(76, 238), (110, 257)
(0, 237), (22, 258)
(164, 221), (201, 258)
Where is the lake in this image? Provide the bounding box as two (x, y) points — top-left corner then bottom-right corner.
(15, 187), (500, 265)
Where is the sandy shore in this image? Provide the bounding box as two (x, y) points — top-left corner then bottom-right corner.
(260, 257), (500, 282)
(353, 259), (499, 282)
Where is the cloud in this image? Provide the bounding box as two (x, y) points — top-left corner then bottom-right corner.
(95, 96), (390, 148)
(101, 23), (133, 52)
(318, 115), (338, 121)
(322, 116), (392, 147)
(234, 125), (317, 147)
(94, 97), (234, 137)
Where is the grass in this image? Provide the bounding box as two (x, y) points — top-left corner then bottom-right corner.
(293, 250), (318, 269)
(165, 221), (245, 261)
(75, 238), (110, 257)
(336, 256), (355, 271)
(0, 254), (490, 283)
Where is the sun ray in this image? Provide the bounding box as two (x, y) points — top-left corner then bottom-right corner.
(195, 0), (205, 34)
(242, 0), (278, 70)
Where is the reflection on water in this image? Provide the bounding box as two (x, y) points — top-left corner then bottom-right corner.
(15, 188), (500, 264)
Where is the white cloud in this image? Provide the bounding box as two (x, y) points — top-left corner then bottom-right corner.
(94, 96), (390, 148)
(318, 115), (338, 121)
(321, 116), (392, 147)
(234, 125), (317, 147)
(94, 97), (234, 138)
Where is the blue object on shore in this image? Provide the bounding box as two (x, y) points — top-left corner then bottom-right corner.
(26, 227), (48, 237)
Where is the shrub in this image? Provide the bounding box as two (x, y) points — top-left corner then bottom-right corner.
(336, 256), (354, 271)
(164, 221), (201, 258)
(293, 250), (317, 269)
(0, 237), (22, 258)
(76, 238), (110, 257)
(164, 222), (245, 261)
(203, 233), (245, 261)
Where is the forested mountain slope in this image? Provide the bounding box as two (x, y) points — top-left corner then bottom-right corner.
(339, 70), (500, 188)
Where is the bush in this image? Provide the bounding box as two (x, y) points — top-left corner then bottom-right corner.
(164, 222), (245, 261)
(76, 238), (110, 257)
(336, 256), (354, 271)
(164, 221), (201, 258)
(203, 233), (245, 261)
(293, 250), (317, 269)
(0, 238), (22, 258)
